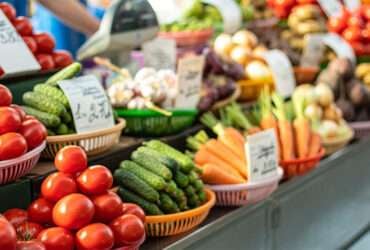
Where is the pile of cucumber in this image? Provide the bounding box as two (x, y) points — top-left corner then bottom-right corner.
(114, 140), (207, 215)
(21, 63), (82, 136)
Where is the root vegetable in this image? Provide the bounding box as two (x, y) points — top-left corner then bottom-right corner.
(214, 34), (234, 57)
(304, 103), (323, 121)
(230, 46), (251, 65)
(315, 84), (334, 108)
(232, 30), (258, 48)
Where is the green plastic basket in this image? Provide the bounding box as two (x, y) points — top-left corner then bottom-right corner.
(115, 109), (198, 137)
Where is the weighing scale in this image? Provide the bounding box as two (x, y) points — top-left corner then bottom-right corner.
(77, 0), (159, 65)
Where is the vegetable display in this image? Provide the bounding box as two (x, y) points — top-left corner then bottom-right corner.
(114, 140), (207, 215)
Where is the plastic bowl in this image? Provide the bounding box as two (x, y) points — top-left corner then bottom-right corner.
(208, 167), (283, 207)
(0, 141), (46, 185)
(158, 29), (213, 47)
(293, 66), (319, 85)
(322, 128), (354, 155)
(237, 79), (275, 102)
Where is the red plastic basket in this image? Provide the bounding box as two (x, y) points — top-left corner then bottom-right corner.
(158, 29), (213, 47)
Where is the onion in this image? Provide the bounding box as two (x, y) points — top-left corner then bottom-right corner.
(232, 30), (258, 49)
(304, 103), (323, 121)
(214, 34), (234, 57)
(230, 46), (251, 66)
(245, 61), (272, 82)
(318, 120), (339, 138)
(293, 84), (317, 105)
(315, 83), (334, 108)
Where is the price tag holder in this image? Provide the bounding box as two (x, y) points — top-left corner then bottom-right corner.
(300, 34), (326, 67)
(343, 0), (360, 11)
(262, 49), (296, 98)
(317, 0), (342, 17)
(142, 37), (176, 71)
(59, 75), (115, 133)
(322, 33), (356, 65)
(175, 55), (205, 109)
(245, 129), (279, 183)
(0, 11), (40, 76)
(202, 0), (242, 33)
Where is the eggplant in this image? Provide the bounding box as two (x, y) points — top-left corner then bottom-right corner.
(349, 83), (370, 108)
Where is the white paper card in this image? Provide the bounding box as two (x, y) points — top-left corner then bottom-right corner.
(59, 75), (115, 133)
(202, 0), (242, 33)
(245, 129), (279, 183)
(175, 55), (205, 108)
(300, 34), (326, 67)
(262, 49), (296, 97)
(343, 0), (360, 11)
(317, 0), (342, 17)
(0, 11), (40, 75)
(322, 33), (356, 64)
(142, 37), (176, 71)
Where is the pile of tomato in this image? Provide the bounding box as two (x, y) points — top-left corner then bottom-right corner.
(267, 0), (318, 19)
(327, 5), (370, 56)
(0, 146), (146, 250)
(0, 2), (73, 75)
(0, 84), (46, 161)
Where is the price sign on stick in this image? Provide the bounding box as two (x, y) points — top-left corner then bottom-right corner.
(262, 49), (296, 98)
(142, 37), (176, 71)
(59, 75), (115, 133)
(343, 0), (360, 11)
(175, 55), (205, 109)
(301, 34), (326, 67)
(0, 11), (40, 75)
(245, 129), (279, 183)
(317, 0), (342, 17)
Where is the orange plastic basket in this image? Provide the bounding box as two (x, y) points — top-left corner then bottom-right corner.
(145, 188), (216, 237)
(279, 148), (325, 179)
(237, 79), (274, 102)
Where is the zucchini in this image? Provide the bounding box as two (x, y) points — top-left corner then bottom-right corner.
(120, 161), (166, 191)
(56, 123), (69, 135)
(131, 150), (172, 181)
(33, 84), (69, 108)
(118, 187), (163, 215)
(46, 62), (82, 86)
(144, 140), (195, 173)
(159, 193), (180, 214)
(22, 106), (61, 128)
(193, 179), (204, 192)
(174, 170), (189, 188)
(23, 91), (66, 116)
(114, 169), (159, 203)
(136, 146), (178, 172)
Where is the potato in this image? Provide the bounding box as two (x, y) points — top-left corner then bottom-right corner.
(230, 46), (252, 66)
(288, 15), (300, 29)
(363, 73), (370, 86)
(292, 5), (321, 21)
(294, 20), (325, 35)
(281, 30), (294, 40)
(355, 63), (370, 79)
(289, 37), (304, 50)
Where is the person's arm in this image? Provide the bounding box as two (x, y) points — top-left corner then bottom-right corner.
(37, 0), (100, 36)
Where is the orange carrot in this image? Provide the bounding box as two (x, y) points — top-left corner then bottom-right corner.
(200, 163), (245, 185)
(247, 126), (261, 135)
(308, 133), (321, 157)
(292, 94), (311, 159)
(205, 139), (247, 178)
(194, 146), (245, 179)
(222, 128), (245, 161)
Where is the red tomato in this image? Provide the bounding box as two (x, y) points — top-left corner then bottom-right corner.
(76, 223), (114, 250)
(10, 104), (26, 121)
(0, 84), (12, 106)
(348, 15), (365, 28)
(41, 172), (77, 203)
(19, 119), (47, 150)
(13, 17), (33, 36)
(362, 28), (370, 41)
(16, 222), (44, 240)
(52, 193), (94, 230)
(0, 133), (28, 160)
(16, 240), (46, 250)
(350, 41), (366, 55)
(0, 107), (21, 133)
(327, 17), (347, 33)
(54, 146), (87, 174)
(52, 50), (73, 68)
(77, 165), (113, 195)
(0, 3), (16, 21)
(363, 5), (370, 20)
(0, 216), (17, 250)
(92, 191), (122, 223)
(37, 227), (74, 250)
(109, 214), (145, 247)
(122, 203), (146, 223)
(22, 36), (38, 54)
(28, 198), (53, 225)
(3, 208), (28, 228)
(33, 33), (55, 54)
(35, 54), (55, 71)
(0, 67), (4, 77)
(343, 27), (363, 42)
(24, 115), (37, 122)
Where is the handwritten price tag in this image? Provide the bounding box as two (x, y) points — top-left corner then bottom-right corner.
(262, 49), (296, 98)
(175, 55), (205, 109)
(142, 37), (176, 71)
(59, 75), (115, 133)
(343, 0), (360, 11)
(245, 129), (279, 183)
(322, 33), (356, 64)
(301, 34), (325, 67)
(0, 11), (40, 76)
(317, 0), (342, 17)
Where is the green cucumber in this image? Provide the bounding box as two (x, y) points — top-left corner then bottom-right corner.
(118, 187), (163, 215)
(33, 84), (69, 108)
(22, 106), (61, 128)
(198, 190), (207, 203)
(174, 170), (189, 188)
(23, 91), (66, 116)
(193, 179), (204, 192)
(159, 193), (180, 214)
(188, 170), (200, 184)
(56, 123), (69, 135)
(46, 62), (82, 86)
(61, 111), (73, 124)
(136, 147), (179, 172)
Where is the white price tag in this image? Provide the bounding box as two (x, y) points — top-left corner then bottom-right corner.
(202, 0), (242, 33)
(142, 37), (176, 71)
(262, 50), (296, 98)
(322, 33), (356, 64)
(343, 0), (360, 11)
(317, 0), (342, 17)
(245, 129), (279, 183)
(175, 55), (205, 108)
(59, 75), (115, 133)
(0, 11), (40, 76)
(300, 34), (325, 67)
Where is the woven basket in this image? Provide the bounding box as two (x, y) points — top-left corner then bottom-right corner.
(208, 167), (283, 207)
(237, 79), (274, 102)
(322, 128), (354, 155)
(0, 141), (46, 185)
(145, 188), (215, 237)
(158, 29), (213, 47)
(42, 119), (126, 159)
